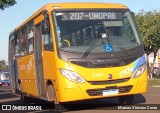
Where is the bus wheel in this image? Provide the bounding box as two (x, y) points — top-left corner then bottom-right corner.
(118, 95), (134, 105)
(46, 84), (55, 102)
(46, 84), (67, 112)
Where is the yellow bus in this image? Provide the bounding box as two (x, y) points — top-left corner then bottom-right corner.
(9, 2), (147, 109)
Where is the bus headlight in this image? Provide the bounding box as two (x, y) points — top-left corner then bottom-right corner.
(60, 69), (86, 83)
(131, 63), (147, 78)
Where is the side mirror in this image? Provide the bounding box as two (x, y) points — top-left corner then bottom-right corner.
(41, 14), (50, 35)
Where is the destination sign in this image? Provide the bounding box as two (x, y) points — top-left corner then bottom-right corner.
(61, 12), (122, 20)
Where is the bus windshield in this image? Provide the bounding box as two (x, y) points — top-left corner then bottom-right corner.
(54, 10), (141, 53)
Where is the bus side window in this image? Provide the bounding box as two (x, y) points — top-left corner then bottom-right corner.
(28, 38), (34, 53)
(44, 19), (53, 51)
(20, 27), (27, 55)
(15, 33), (20, 56)
(28, 21), (34, 54)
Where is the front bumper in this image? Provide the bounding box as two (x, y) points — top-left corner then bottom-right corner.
(56, 69), (147, 102)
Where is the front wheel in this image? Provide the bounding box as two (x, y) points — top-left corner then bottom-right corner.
(118, 95), (134, 105)
(46, 84), (56, 102)
(46, 84), (67, 112)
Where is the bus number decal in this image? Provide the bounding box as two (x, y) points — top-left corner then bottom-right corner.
(92, 73), (103, 78)
(70, 12), (84, 20)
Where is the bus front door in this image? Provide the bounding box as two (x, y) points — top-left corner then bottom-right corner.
(35, 24), (45, 98)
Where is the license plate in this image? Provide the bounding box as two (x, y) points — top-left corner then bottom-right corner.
(2, 84), (8, 86)
(103, 89), (119, 96)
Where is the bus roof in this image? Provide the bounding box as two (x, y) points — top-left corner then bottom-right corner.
(51, 2), (128, 9)
(9, 2), (128, 37)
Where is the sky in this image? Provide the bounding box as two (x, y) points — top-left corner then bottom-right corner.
(1, 0), (160, 61)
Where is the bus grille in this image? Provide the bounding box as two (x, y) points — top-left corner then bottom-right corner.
(86, 85), (133, 96)
(70, 57), (136, 68)
(88, 78), (130, 85)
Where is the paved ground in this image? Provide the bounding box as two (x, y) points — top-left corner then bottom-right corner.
(0, 86), (159, 113)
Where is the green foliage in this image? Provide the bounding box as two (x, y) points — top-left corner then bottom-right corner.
(0, 0), (16, 10)
(136, 10), (160, 56)
(0, 60), (8, 72)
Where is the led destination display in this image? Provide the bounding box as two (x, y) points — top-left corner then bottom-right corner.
(61, 12), (122, 20)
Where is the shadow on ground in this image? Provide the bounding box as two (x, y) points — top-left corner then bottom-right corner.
(60, 94), (146, 112)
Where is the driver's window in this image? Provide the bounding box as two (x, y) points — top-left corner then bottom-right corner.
(43, 19), (53, 51)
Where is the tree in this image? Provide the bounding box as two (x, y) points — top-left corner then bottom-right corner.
(0, 60), (8, 72)
(0, 0), (16, 10)
(136, 10), (160, 78)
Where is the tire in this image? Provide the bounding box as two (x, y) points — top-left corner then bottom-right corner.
(46, 84), (56, 102)
(118, 95), (134, 105)
(46, 84), (67, 112)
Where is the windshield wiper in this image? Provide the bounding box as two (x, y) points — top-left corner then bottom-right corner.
(102, 22), (128, 56)
(82, 23), (108, 58)
(81, 35), (128, 58)
(108, 37), (128, 56)
(82, 36), (101, 58)
(82, 22), (128, 58)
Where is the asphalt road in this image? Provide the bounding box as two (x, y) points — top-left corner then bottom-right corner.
(0, 86), (159, 113)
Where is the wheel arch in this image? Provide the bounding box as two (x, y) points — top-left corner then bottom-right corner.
(46, 79), (53, 86)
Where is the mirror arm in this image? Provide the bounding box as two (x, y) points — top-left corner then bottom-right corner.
(41, 10), (49, 34)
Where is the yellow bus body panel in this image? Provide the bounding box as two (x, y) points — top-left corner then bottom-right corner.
(17, 55), (38, 97)
(34, 14), (44, 25)
(51, 2), (128, 9)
